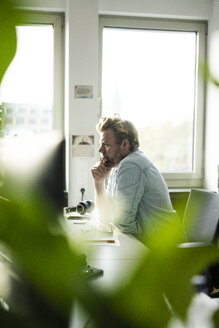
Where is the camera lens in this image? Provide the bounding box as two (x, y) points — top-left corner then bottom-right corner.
(76, 200), (94, 214)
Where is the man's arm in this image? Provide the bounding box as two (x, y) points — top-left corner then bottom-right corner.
(113, 165), (145, 234)
(91, 161), (113, 223)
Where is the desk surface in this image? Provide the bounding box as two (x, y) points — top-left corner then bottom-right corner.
(65, 219), (148, 328)
(65, 219), (147, 259)
(64, 219), (147, 290)
(65, 219), (219, 328)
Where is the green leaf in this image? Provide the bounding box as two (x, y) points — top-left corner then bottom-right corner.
(0, 184), (87, 324)
(0, 0), (17, 85)
(1, 183), (219, 328)
(103, 220), (219, 328)
(199, 59), (219, 87)
(213, 307), (219, 327)
(0, 307), (39, 328)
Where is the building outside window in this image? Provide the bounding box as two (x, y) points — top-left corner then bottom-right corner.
(99, 16), (207, 188)
(0, 12), (63, 137)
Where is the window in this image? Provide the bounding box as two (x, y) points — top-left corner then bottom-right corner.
(0, 12), (63, 137)
(99, 16), (207, 188)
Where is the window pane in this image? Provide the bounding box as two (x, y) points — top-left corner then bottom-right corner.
(102, 27), (197, 173)
(0, 25), (54, 136)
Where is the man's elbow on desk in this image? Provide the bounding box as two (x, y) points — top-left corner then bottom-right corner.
(112, 219), (142, 235)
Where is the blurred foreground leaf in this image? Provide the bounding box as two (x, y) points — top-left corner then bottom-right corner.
(1, 187), (219, 328)
(68, 219), (219, 328)
(0, 0), (17, 84)
(1, 180), (219, 328)
(108, 221), (219, 328)
(213, 307), (219, 327)
(0, 307), (39, 328)
(199, 60), (219, 87)
(0, 183), (87, 327)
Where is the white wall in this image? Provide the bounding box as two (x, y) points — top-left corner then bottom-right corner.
(99, 0), (212, 20)
(15, 0), (219, 202)
(204, 0), (219, 191)
(65, 0), (99, 205)
(15, 0), (66, 11)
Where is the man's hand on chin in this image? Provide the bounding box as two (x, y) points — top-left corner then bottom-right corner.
(91, 160), (112, 184)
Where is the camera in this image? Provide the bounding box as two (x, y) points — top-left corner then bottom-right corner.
(76, 200), (94, 214)
(65, 200), (94, 215)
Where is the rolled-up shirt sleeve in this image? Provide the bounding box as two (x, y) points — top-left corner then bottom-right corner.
(112, 164), (147, 234)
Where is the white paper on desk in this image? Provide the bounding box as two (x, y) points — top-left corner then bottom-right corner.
(64, 212), (91, 219)
(85, 236), (120, 246)
(72, 219), (88, 224)
(64, 212), (91, 224)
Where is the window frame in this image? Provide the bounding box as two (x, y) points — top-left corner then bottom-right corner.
(99, 15), (207, 188)
(12, 10), (64, 132)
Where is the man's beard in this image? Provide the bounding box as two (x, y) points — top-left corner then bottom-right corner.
(101, 156), (115, 168)
(101, 151), (125, 169)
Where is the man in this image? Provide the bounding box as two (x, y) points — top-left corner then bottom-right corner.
(91, 114), (177, 240)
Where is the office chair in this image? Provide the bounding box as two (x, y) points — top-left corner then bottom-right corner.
(182, 188), (219, 243)
(180, 189), (219, 295)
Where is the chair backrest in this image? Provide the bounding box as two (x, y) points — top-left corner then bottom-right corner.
(182, 189), (219, 243)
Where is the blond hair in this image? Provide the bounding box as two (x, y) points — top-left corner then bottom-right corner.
(97, 114), (139, 152)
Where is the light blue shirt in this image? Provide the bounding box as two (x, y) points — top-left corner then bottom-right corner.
(106, 149), (177, 236)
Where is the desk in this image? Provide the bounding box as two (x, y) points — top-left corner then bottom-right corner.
(65, 219), (219, 328)
(64, 219), (147, 328)
(64, 219), (147, 292)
